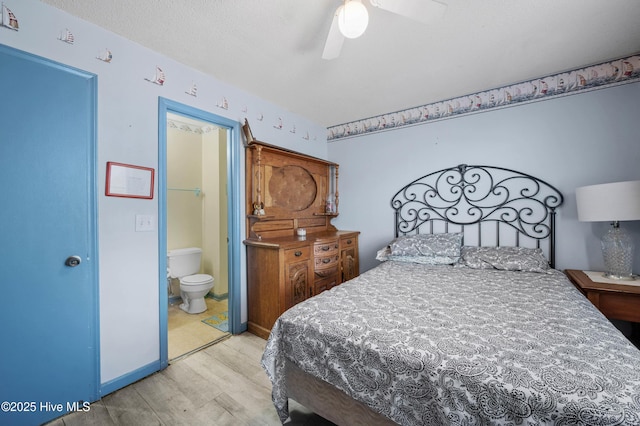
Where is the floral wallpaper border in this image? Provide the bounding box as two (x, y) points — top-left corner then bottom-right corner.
(327, 54), (640, 142)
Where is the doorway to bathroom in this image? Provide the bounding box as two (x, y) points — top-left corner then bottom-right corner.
(166, 112), (229, 360)
(158, 98), (242, 367)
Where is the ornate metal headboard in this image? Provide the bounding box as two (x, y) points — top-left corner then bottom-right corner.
(391, 164), (564, 267)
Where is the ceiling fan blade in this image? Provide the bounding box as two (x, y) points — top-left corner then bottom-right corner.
(322, 6), (345, 60)
(369, 0), (447, 24)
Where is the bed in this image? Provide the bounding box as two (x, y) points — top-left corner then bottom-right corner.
(261, 164), (640, 425)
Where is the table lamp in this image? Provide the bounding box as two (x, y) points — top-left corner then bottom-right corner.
(576, 180), (640, 280)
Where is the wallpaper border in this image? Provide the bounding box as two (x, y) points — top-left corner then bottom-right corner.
(327, 54), (640, 142)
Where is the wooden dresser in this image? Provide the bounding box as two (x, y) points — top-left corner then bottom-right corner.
(245, 230), (359, 339)
(243, 139), (359, 339)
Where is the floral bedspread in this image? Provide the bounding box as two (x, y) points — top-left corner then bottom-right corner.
(262, 262), (640, 425)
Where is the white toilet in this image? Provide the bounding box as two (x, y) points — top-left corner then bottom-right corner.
(167, 247), (214, 314)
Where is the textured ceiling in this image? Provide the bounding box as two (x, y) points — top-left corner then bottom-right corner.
(39, 0), (640, 127)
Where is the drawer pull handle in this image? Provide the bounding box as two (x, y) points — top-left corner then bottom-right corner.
(321, 246), (330, 251)
(295, 251), (302, 257)
(322, 258), (332, 264)
(346, 240), (352, 244)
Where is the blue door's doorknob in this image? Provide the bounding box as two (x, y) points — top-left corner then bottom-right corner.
(65, 255), (82, 267)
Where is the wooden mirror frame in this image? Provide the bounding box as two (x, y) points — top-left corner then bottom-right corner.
(245, 141), (339, 240)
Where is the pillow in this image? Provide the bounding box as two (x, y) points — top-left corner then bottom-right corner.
(377, 233), (462, 265)
(377, 252), (459, 265)
(459, 246), (550, 273)
(375, 246), (392, 261)
(389, 233), (463, 258)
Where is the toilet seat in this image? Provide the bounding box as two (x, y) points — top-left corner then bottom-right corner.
(180, 273), (213, 286)
(178, 273), (214, 314)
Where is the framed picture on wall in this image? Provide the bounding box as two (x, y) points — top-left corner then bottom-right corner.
(105, 161), (155, 199)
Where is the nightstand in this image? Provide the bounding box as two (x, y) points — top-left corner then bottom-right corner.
(565, 269), (640, 348)
(565, 269), (640, 322)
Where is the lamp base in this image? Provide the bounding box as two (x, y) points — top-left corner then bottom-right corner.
(601, 222), (635, 280)
(602, 272), (637, 281)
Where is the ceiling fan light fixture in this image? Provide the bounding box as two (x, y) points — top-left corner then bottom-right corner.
(338, 0), (369, 39)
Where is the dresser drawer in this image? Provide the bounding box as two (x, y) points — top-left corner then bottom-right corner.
(285, 246), (310, 262)
(314, 253), (339, 269)
(315, 270), (338, 282)
(314, 240), (339, 257)
(340, 235), (357, 248)
(313, 275), (339, 295)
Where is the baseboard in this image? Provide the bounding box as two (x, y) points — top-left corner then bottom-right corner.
(100, 360), (161, 397)
(207, 292), (228, 301)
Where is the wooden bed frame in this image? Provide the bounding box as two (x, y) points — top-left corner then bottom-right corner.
(285, 361), (397, 426)
(279, 164), (564, 425)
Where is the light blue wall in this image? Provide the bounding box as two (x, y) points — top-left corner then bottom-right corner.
(329, 82), (640, 274)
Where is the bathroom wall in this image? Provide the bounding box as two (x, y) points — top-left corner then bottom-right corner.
(202, 128), (229, 298)
(167, 121), (228, 298)
(167, 126), (203, 252)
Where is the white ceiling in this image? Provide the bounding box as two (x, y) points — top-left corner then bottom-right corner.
(39, 0), (640, 128)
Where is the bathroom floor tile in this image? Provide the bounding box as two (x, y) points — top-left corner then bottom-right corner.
(168, 297), (228, 361)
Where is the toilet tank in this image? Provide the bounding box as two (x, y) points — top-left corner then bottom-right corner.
(167, 247), (202, 278)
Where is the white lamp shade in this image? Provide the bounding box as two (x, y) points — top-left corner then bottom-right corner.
(338, 0), (369, 39)
(576, 180), (640, 222)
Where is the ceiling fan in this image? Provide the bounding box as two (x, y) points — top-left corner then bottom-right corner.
(322, 0), (447, 60)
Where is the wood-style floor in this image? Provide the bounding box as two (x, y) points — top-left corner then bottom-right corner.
(47, 333), (335, 426)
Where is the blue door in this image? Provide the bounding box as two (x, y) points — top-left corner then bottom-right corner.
(0, 45), (98, 425)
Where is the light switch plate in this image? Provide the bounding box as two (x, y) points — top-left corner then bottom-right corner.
(135, 214), (155, 232)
